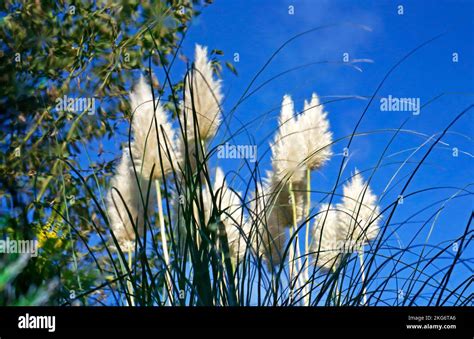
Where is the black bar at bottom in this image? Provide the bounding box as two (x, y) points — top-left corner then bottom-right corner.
(0, 307), (471, 336)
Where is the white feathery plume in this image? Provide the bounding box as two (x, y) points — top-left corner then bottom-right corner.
(129, 76), (177, 303)
(271, 93), (332, 182)
(202, 167), (250, 264)
(182, 44), (223, 141)
(271, 95), (306, 184)
(337, 171), (380, 305)
(270, 95), (308, 228)
(262, 95), (309, 267)
(130, 75), (180, 180)
(299, 93), (333, 170)
(270, 93), (333, 224)
(106, 149), (155, 252)
(310, 203), (343, 272)
(337, 170), (381, 244)
(311, 172), (381, 271)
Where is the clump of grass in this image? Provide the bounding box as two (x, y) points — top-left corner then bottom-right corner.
(60, 26), (472, 307)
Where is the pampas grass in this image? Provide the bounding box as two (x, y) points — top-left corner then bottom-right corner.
(337, 171), (381, 244)
(301, 93), (333, 171)
(263, 93), (333, 302)
(271, 95), (306, 184)
(203, 167), (251, 265)
(77, 30), (471, 307)
(182, 44), (223, 142)
(106, 149), (153, 252)
(310, 172), (381, 304)
(130, 75), (180, 180)
(311, 203), (342, 272)
(311, 172), (381, 270)
(106, 148), (154, 306)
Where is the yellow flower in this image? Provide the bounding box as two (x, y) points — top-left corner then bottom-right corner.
(37, 219), (64, 250)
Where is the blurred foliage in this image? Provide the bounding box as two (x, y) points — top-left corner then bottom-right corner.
(0, 255), (58, 306)
(0, 0), (207, 305)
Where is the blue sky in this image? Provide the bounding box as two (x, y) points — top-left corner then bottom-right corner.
(169, 0), (473, 302)
(178, 2), (473, 216)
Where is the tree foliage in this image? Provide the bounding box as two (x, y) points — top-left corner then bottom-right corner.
(0, 0), (205, 305)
